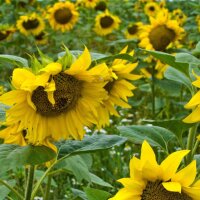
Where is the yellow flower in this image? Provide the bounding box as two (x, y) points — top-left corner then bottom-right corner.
(183, 73), (200, 123)
(94, 10), (121, 36)
(16, 13), (45, 36)
(47, 1), (79, 32)
(82, 0), (99, 8)
(34, 31), (48, 45)
(109, 140), (200, 200)
(139, 9), (184, 51)
(95, 0), (107, 11)
(0, 24), (15, 41)
(0, 47), (108, 146)
(93, 46), (141, 128)
(172, 9), (187, 26)
(125, 22), (143, 39)
(144, 2), (160, 17)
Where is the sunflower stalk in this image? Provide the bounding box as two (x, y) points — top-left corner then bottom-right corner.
(25, 165), (35, 200)
(44, 175), (52, 200)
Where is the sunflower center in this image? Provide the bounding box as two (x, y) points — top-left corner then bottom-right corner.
(95, 1), (107, 11)
(149, 6), (155, 11)
(22, 19), (39, 30)
(31, 73), (82, 116)
(104, 80), (115, 93)
(100, 16), (114, 28)
(141, 181), (192, 200)
(54, 8), (73, 24)
(35, 32), (45, 40)
(0, 31), (9, 41)
(149, 25), (176, 51)
(128, 25), (138, 34)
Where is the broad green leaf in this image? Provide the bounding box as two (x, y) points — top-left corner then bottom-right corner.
(0, 55), (28, 67)
(84, 188), (111, 200)
(0, 144), (56, 171)
(89, 173), (112, 188)
(57, 134), (127, 157)
(164, 66), (193, 93)
(56, 155), (91, 183)
(143, 49), (189, 75)
(118, 125), (176, 151)
(175, 53), (200, 65)
(71, 188), (87, 200)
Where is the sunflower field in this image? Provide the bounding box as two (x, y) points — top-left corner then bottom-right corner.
(0, 0), (200, 199)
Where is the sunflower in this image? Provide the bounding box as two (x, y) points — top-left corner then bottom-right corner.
(144, 2), (160, 17)
(94, 10), (121, 36)
(172, 9), (187, 26)
(0, 24), (15, 41)
(16, 13), (45, 36)
(139, 9), (184, 51)
(95, 0), (107, 11)
(48, 1), (79, 32)
(109, 140), (200, 200)
(0, 47), (109, 146)
(34, 31), (48, 45)
(125, 22), (143, 39)
(93, 46), (141, 128)
(82, 0), (99, 8)
(183, 73), (200, 123)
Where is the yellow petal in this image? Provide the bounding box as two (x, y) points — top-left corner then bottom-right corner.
(162, 182), (182, 193)
(160, 150), (190, 181)
(172, 160), (196, 187)
(184, 91), (200, 109)
(39, 62), (62, 75)
(183, 107), (200, 123)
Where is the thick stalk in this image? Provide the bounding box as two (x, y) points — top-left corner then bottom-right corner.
(44, 175), (52, 200)
(25, 165), (35, 200)
(186, 124), (198, 163)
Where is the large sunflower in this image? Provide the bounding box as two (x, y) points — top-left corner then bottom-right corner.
(16, 13), (45, 36)
(48, 2), (79, 32)
(94, 10), (121, 36)
(144, 2), (160, 17)
(109, 140), (200, 200)
(139, 9), (184, 51)
(0, 24), (15, 41)
(93, 46), (141, 128)
(0, 47), (109, 146)
(125, 22), (143, 39)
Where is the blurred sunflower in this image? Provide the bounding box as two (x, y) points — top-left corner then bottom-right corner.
(172, 9), (187, 26)
(183, 72), (200, 123)
(0, 47), (109, 146)
(16, 13), (45, 36)
(93, 46), (141, 128)
(109, 140), (200, 200)
(0, 24), (15, 41)
(34, 31), (48, 45)
(95, 0), (107, 11)
(82, 0), (99, 8)
(139, 10), (184, 51)
(196, 15), (200, 32)
(48, 1), (79, 32)
(125, 22), (143, 39)
(94, 10), (121, 36)
(144, 2), (159, 17)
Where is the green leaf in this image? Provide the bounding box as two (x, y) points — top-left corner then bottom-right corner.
(89, 173), (112, 188)
(143, 49), (189, 75)
(118, 125), (176, 152)
(0, 180), (15, 199)
(57, 134), (127, 158)
(192, 42), (200, 57)
(164, 66), (193, 93)
(175, 53), (200, 65)
(84, 188), (111, 200)
(71, 188), (87, 200)
(0, 144), (56, 170)
(0, 55), (28, 67)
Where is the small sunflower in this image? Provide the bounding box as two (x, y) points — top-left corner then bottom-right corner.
(16, 13), (45, 36)
(172, 9), (187, 26)
(34, 31), (48, 45)
(0, 24), (15, 41)
(93, 46), (141, 128)
(109, 140), (200, 200)
(144, 2), (160, 17)
(94, 10), (121, 36)
(48, 1), (79, 32)
(139, 9), (184, 51)
(183, 72), (200, 123)
(0, 47), (109, 146)
(82, 0), (99, 8)
(125, 22), (143, 39)
(95, 0), (107, 11)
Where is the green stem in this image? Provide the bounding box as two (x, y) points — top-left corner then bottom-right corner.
(44, 175), (52, 200)
(25, 165), (35, 200)
(191, 140), (200, 158)
(0, 179), (24, 200)
(186, 124), (198, 163)
(151, 64), (156, 119)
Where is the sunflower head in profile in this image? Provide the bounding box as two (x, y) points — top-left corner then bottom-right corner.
(125, 22), (143, 39)
(109, 140), (200, 200)
(172, 9), (187, 26)
(16, 13), (45, 36)
(0, 47), (109, 147)
(92, 46), (142, 128)
(94, 10), (121, 36)
(48, 1), (79, 32)
(139, 9), (184, 51)
(144, 2), (160, 17)
(0, 24), (15, 41)
(95, 0), (107, 11)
